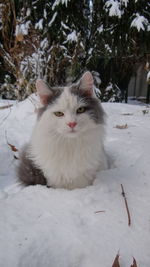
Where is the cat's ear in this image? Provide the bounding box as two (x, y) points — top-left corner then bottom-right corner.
(79, 71), (94, 96)
(36, 79), (53, 105)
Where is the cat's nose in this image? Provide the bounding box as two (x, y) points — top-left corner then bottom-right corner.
(67, 122), (77, 129)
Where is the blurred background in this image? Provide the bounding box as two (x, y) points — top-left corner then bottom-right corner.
(0, 0), (149, 102)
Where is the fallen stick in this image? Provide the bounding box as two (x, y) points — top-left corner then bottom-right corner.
(94, 210), (105, 214)
(0, 104), (13, 110)
(121, 184), (131, 226)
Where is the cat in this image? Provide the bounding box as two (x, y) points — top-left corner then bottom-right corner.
(17, 71), (108, 189)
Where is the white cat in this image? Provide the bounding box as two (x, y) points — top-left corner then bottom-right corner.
(18, 71), (108, 189)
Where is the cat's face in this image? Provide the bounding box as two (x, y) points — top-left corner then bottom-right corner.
(36, 72), (104, 138)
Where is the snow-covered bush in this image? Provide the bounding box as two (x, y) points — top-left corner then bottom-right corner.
(0, 0), (149, 100)
(101, 82), (122, 102)
(0, 75), (17, 99)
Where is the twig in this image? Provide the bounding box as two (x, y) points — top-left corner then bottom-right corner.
(0, 104), (13, 110)
(94, 210), (105, 214)
(121, 184), (131, 226)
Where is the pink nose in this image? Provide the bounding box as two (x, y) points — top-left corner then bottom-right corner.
(67, 122), (77, 128)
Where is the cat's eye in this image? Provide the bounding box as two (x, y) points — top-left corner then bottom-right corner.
(77, 107), (86, 114)
(54, 111), (64, 117)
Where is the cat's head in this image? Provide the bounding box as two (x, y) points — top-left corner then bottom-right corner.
(36, 72), (105, 138)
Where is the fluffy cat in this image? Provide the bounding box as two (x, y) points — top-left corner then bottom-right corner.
(18, 71), (108, 189)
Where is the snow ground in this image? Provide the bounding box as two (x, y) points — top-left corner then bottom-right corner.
(0, 95), (150, 267)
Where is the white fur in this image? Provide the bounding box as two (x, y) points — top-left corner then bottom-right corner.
(29, 87), (108, 189)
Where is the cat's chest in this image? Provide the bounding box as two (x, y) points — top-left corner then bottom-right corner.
(32, 135), (100, 172)
(30, 129), (106, 188)
(42, 139), (95, 166)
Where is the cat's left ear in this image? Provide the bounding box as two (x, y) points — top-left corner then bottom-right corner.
(79, 71), (94, 96)
(36, 79), (53, 105)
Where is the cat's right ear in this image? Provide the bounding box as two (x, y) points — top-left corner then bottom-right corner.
(36, 80), (53, 105)
(78, 71), (94, 96)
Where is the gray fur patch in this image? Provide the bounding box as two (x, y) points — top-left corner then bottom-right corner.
(37, 87), (63, 118)
(71, 85), (105, 124)
(17, 145), (47, 186)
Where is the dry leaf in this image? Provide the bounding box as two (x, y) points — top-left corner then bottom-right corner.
(5, 131), (18, 153)
(8, 143), (18, 152)
(115, 124), (128, 129)
(16, 33), (24, 42)
(112, 253), (120, 267)
(130, 257), (138, 267)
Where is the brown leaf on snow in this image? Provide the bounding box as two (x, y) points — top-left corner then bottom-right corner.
(5, 131), (18, 153)
(130, 257), (138, 267)
(7, 142), (18, 152)
(112, 253), (120, 267)
(115, 123), (128, 129)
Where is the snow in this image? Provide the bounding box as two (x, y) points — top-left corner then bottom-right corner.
(0, 43), (15, 70)
(0, 96), (150, 266)
(92, 72), (101, 86)
(61, 22), (70, 30)
(105, 44), (112, 53)
(35, 19), (44, 30)
(131, 13), (149, 31)
(105, 0), (122, 18)
(15, 21), (31, 36)
(52, 0), (70, 10)
(20, 38), (49, 79)
(97, 25), (104, 34)
(26, 8), (31, 17)
(40, 38), (49, 49)
(147, 71), (150, 83)
(44, 9), (47, 19)
(122, 0), (129, 7)
(48, 12), (58, 27)
(65, 30), (78, 43)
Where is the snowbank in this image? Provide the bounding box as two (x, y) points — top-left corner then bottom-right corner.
(0, 96), (150, 266)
